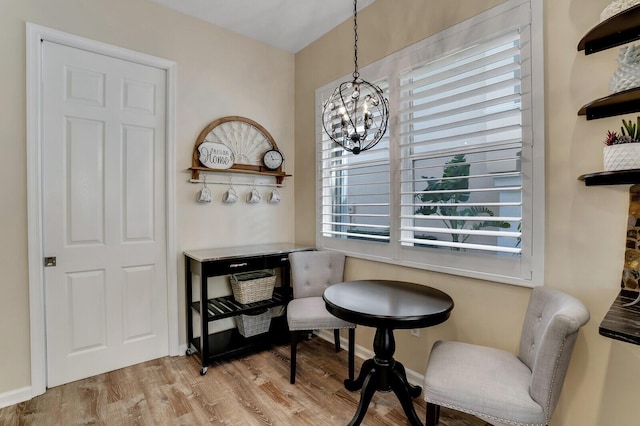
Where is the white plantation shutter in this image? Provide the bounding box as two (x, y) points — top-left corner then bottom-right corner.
(400, 147), (523, 254)
(319, 88), (391, 245)
(399, 27), (526, 256)
(316, 0), (543, 286)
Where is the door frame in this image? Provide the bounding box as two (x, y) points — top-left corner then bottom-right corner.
(26, 23), (178, 397)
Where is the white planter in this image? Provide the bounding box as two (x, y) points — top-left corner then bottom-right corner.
(603, 144), (640, 171)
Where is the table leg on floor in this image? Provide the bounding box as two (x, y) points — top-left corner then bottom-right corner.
(345, 358), (375, 391)
(347, 367), (379, 426)
(390, 361), (424, 426)
(393, 360), (422, 398)
(345, 327), (424, 425)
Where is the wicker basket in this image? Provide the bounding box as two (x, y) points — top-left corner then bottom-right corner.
(230, 269), (276, 304)
(237, 309), (271, 337)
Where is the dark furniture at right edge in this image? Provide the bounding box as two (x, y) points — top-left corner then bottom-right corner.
(599, 289), (640, 345)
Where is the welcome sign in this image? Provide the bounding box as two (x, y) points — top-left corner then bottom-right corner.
(198, 141), (234, 169)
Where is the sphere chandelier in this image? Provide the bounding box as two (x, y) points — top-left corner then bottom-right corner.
(321, 0), (389, 155)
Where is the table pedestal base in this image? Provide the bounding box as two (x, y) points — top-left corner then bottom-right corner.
(344, 328), (423, 426)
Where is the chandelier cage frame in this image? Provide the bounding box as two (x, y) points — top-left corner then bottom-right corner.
(321, 0), (390, 155)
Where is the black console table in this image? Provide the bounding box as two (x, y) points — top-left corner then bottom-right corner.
(184, 243), (312, 375)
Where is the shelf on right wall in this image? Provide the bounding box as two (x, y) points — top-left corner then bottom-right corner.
(577, 4), (640, 186)
(578, 169), (640, 186)
(578, 4), (640, 55)
(578, 87), (640, 120)
(577, 5), (640, 346)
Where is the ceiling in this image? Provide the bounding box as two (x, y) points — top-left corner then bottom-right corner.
(150, 0), (376, 53)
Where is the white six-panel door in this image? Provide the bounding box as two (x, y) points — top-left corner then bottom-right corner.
(42, 41), (168, 387)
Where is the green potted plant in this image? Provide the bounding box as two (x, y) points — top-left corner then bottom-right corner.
(603, 116), (640, 171)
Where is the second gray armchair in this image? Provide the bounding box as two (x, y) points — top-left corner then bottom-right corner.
(287, 251), (355, 384)
(423, 286), (590, 426)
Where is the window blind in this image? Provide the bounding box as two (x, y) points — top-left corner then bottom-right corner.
(398, 27), (525, 255)
(319, 128), (390, 243)
(316, 0), (542, 286)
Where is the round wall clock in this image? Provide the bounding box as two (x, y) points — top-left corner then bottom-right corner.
(262, 149), (284, 170)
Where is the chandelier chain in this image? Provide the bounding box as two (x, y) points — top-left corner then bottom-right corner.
(320, 0), (388, 155)
(352, 0), (359, 79)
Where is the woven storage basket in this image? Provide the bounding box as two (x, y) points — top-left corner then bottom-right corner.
(230, 269), (276, 304)
(237, 309), (271, 337)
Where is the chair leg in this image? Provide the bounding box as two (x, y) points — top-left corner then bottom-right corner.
(290, 331), (299, 384)
(348, 328), (355, 381)
(425, 402), (440, 426)
(333, 329), (341, 352)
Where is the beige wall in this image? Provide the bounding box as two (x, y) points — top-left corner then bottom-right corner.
(295, 0), (639, 425)
(0, 0), (294, 395)
(3, 0), (639, 424)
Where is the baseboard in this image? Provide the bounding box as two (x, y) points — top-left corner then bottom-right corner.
(314, 330), (424, 388)
(0, 386), (33, 409)
(178, 342), (189, 356)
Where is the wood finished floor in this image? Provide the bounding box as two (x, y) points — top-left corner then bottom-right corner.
(0, 336), (490, 425)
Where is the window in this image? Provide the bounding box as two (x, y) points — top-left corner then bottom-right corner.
(316, 0), (544, 287)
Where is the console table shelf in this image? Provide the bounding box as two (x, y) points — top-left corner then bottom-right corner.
(191, 287), (291, 321)
(190, 317), (289, 360)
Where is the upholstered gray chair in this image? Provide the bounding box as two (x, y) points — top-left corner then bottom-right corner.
(423, 287), (590, 426)
(287, 251), (355, 384)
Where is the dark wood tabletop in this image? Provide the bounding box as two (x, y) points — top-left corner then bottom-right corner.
(323, 279), (454, 329)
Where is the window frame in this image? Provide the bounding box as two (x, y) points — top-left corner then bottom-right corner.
(315, 0), (544, 287)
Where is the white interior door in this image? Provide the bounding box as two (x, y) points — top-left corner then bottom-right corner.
(42, 41), (169, 387)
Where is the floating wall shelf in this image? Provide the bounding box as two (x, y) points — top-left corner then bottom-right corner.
(189, 166), (291, 185)
(578, 87), (640, 120)
(578, 4), (640, 55)
(576, 6), (640, 187)
(578, 169), (640, 186)
(577, 6), (640, 120)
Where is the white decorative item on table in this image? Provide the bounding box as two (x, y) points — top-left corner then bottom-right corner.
(601, 0), (640, 21)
